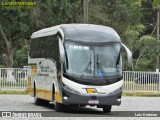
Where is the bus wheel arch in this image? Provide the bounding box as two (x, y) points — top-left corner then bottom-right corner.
(33, 81), (42, 105)
(52, 83), (55, 101)
(33, 81), (36, 97)
(52, 83), (64, 112)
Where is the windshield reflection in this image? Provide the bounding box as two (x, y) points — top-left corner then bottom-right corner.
(64, 41), (122, 78)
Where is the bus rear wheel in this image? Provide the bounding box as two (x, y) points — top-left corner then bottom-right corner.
(102, 105), (112, 113)
(34, 88), (41, 105)
(34, 85), (48, 105)
(34, 96), (43, 105)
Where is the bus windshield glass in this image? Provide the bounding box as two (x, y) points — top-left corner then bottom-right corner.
(64, 41), (122, 78)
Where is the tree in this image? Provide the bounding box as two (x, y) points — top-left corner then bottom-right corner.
(14, 44), (29, 68)
(134, 35), (156, 71)
(0, 0), (83, 68)
(89, 0), (141, 36)
(32, 0), (83, 30)
(0, 0), (158, 71)
(153, 0), (160, 8)
(140, 0), (156, 35)
(0, 7), (33, 67)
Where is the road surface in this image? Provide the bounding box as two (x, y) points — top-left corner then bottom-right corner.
(0, 95), (159, 119)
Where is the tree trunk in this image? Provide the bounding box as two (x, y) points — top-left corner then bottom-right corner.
(0, 25), (16, 68)
(5, 51), (14, 68)
(135, 47), (146, 68)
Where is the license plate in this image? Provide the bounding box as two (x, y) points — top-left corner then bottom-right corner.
(88, 100), (99, 104)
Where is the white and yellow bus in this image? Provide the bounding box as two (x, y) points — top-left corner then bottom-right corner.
(28, 24), (132, 112)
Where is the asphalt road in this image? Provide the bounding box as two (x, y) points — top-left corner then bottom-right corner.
(0, 95), (160, 119)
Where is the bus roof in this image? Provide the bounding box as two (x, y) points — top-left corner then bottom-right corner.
(31, 24), (121, 44)
(31, 25), (61, 39)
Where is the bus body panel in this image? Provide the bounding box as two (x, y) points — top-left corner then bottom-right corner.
(28, 76), (34, 96)
(62, 87), (122, 106)
(61, 77), (123, 106)
(28, 58), (62, 102)
(62, 76), (123, 95)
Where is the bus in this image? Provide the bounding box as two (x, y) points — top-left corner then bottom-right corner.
(28, 24), (132, 112)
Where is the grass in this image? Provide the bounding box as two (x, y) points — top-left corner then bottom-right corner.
(122, 92), (160, 97)
(0, 90), (27, 94)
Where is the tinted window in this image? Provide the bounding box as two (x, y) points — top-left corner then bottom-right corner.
(29, 35), (59, 60)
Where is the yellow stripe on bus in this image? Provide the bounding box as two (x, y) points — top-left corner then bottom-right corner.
(55, 92), (62, 103)
(45, 90), (52, 101)
(31, 65), (37, 75)
(28, 84), (62, 103)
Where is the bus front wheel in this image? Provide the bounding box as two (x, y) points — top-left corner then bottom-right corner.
(54, 101), (64, 112)
(102, 105), (112, 113)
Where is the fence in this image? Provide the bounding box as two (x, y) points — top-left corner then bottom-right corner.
(123, 71), (160, 93)
(0, 68), (27, 91)
(0, 68), (160, 93)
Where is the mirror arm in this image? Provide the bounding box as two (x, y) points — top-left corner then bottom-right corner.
(122, 43), (132, 66)
(59, 39), (65, 63)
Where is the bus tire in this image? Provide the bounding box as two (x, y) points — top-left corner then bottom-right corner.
(34, 84), (43, 105)
(54, 101), (64, 112)
(102, 105), (112, 113)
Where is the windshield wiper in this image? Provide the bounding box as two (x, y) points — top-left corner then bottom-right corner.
(80, 52), (92, 78)
(96, 53), (110, 84)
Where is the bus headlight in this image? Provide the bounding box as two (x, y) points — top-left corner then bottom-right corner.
(62, 83), (80, 94)
(63, 96), (68, 100)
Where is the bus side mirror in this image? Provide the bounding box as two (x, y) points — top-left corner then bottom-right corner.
(122, 43), (132, 66)
(59, 39), (65, 63)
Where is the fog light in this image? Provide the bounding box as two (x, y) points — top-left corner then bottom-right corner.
(117, 98), (121, 102)
(64, 96), (68, 100)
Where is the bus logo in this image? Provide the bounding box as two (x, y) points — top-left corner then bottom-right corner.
(86, 88), (97, 94)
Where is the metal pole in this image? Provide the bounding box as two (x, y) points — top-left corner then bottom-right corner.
(157, 6), (160, 72)
(158, 72), (160, 95)
(156, 6), (160, 95)
(83, 0), (89, 23)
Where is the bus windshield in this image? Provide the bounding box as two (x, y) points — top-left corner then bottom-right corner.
(64, 41), (122, 79)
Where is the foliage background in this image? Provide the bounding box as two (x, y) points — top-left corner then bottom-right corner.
(0, 0), (159, 71)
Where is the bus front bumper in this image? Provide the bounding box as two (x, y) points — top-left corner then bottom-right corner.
(62, 89), (122, 106)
